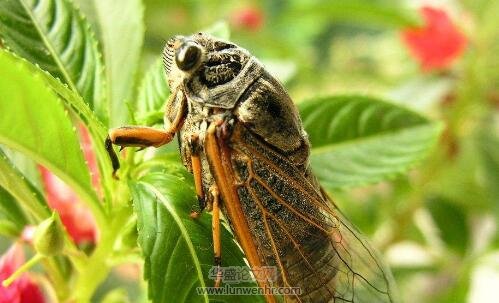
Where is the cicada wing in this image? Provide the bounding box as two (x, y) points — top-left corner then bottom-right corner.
(222, 123), (397, 303)
(323, 194), (398, 302)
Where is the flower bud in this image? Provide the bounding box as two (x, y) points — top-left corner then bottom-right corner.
(33, 212), (65, 256)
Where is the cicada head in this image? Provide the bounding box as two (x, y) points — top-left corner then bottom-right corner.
(163, 33), (257, 108)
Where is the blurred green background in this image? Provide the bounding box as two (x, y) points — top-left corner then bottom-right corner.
(135, 0), (498, 302)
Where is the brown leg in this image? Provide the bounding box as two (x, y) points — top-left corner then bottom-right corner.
(205, 122), (277, 303)
(106, 90), (186, 176)
(211, 185), (222, 288)
(189, 135), (206, 218)
(105, 127), (175, 177)
(108, 126), (175, 148)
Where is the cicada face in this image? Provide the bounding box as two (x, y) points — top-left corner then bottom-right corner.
(159, 33), (398, 303)
(163, 33), (263, 109)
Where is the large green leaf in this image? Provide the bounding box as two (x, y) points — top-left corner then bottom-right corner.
(0, 49), (116, 208)
(0, 149), (48, 224)
(31, 51), (117, 206)
(300, 96), (442, 189)
(92, 0), (144, 126)
(0, 0), (105, 116)
(0, 50), (104, 225)
(131, 173), (264, 303)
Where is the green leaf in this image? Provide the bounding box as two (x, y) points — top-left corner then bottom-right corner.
(475, 125), (499, 243)
(300, 95), (442, 189)
(132, 153), (187, 181)
(30, 44), (118, 206)
(1, 145), (43, 191)
(0, 50), (104, 225)
(0, 50), (116, 209)
(0, 49), (110, 140)
(91, 0), (144, 126)
(0, 184), (29, 230)
(131, 173), (263, 303)
(0, 220), (21, 238)
(0, 0), (105, 116)
(425, 196), (470, 255)
(135, 58), (170, 125)
(287, 0), (421, 28)
(0, 149), (49, 223)
(476, 129), (499, 204)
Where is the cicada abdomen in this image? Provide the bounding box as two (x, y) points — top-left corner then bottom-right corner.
(107, 33), (397, 303)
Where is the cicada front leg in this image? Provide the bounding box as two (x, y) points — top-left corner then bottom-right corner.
(105, 126), (175, 178)
(106, 89), (187, 177)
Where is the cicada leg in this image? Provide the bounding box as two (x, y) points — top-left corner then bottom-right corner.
(205, 122), (277, 303)
(210, 185), (222, 288)
(189, 134), (207, 218)
(106, 89), (186, 177)
(105, 126), (175, 178)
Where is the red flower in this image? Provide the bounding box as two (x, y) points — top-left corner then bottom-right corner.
(38, 124), (99, 244)
(230, 7), (264, 31)
(0, 243), (45, 303)
(39, 167), (98, 245)
(78, 124), (101, 194)
(402, 6), (467, 71)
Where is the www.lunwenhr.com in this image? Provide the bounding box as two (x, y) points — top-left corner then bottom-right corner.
(197, 284), (302, 296)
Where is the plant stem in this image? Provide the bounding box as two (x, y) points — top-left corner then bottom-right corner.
(42, 258), (70, 301)
(2, 253), (44, 287)
(73, 206), (131, 303)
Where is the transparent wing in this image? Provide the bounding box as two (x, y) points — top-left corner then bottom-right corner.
(226, 124), (397, 303)
(325, 201), (397, 302)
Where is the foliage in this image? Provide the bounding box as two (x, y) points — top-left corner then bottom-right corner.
(0, 0), (497, 302)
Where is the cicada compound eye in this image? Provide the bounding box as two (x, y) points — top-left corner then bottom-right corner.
(175, 41), (202, 71)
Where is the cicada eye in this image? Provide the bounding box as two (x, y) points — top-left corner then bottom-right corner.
(175, 41), (202, 71)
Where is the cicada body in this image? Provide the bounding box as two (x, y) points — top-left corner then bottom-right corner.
(107, 33), (397, 303)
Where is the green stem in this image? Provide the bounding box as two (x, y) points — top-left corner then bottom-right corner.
(42, 258), (70, 301)
(73, 206), (131, 303)
(2, 253), (44, 287)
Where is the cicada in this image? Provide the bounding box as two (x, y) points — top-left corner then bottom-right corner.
(106, 33), (397, 303)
